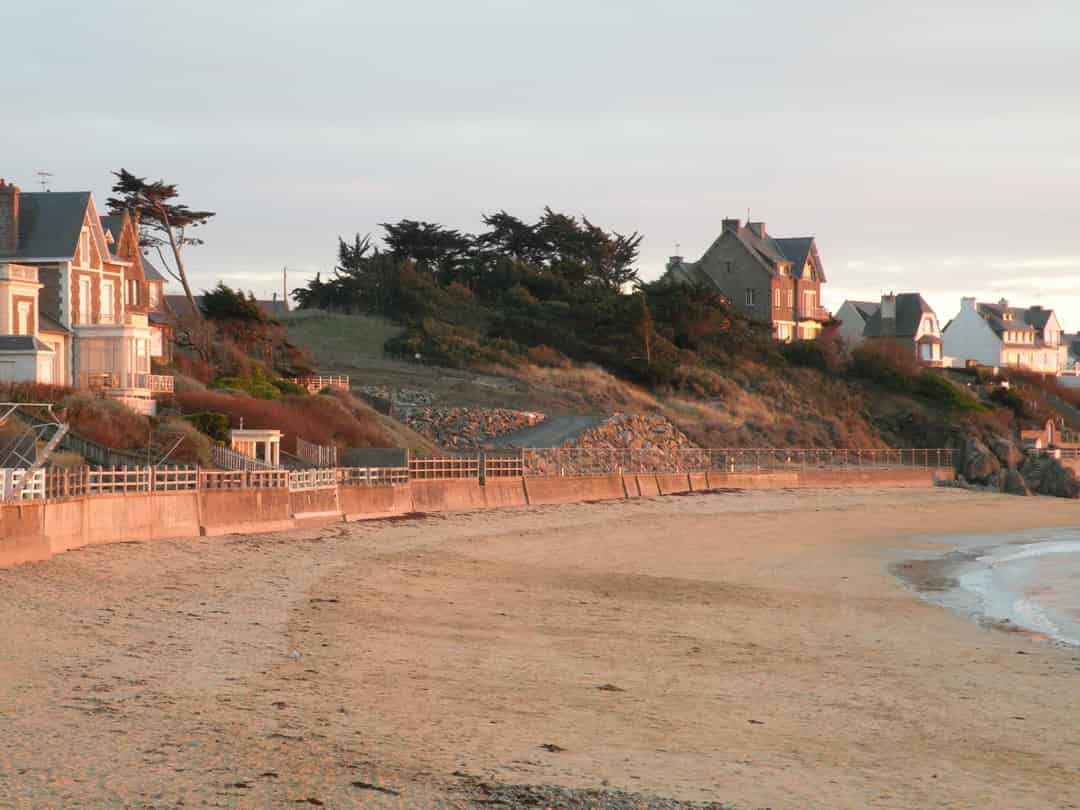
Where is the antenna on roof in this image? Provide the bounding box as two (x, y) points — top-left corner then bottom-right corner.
(35, 170), (53, 192)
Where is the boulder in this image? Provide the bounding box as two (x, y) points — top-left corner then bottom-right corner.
(1020, 456), (1080, 499)
(960, 437), (1000, 485)
(989, 436), (1022, 469)
(1002, 468), (1031, 496)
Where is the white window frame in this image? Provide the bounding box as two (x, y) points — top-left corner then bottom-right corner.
(78, 277), (92, 324)
(101, 280), (115, 323)
(16, 300), (31, 335)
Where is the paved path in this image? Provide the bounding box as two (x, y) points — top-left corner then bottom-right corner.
(487, 414), (605, 448)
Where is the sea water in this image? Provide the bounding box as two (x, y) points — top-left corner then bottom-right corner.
(907, 528), (1080, 647)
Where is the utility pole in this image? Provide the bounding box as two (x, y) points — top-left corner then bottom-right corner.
(282, 267), (289, 313)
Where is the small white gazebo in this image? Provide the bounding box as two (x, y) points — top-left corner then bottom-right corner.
(230, 429), (282, 467)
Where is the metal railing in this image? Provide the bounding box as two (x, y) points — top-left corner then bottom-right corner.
(1, 447), (957, 503)
(289, 469), (338, 490)
(521, 447), (954, 477)
(212, 444), (276, 471)
(80, 372), (174, 393)
(288, 375), (350, 394)
(296, 437), (338, 468)
(339, 466), (409, 486)
(409, 455), (481, 480)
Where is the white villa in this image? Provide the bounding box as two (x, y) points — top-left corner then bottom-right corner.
(942, 298), (1066, 374)
(0, 179), (172, 413)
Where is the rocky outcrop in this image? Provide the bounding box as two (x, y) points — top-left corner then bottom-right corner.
(989, 436), (1023, 469)
(959, 437), (1001, 485)
(1019, 455), (1080, 499)
(1002, 468), (1031, 496)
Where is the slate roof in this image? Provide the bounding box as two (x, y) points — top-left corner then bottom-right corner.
(0, 192), (90, 260)
(99, 214), (124, 248)
(845, 300), (880, 321)
(730, 227), (826, 282)
(862, 293), (936, 339)
(38, 313), (70, 334)
(975, 302), (1053, 340)
(772, 237), (824, 281)
(141, 254), (166, 282)
(0, 335), (53, 352)
(164, 294), (203, 317)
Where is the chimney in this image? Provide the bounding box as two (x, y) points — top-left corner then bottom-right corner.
(721, 218), (741, 235)
(881, 292), (897, 334)
(666, 255), (683, 271)
(961, 296), (976, 311)
(747, 221), (766, 238)
(998, 298), (1009, 308)
(0, 179), (20, 255)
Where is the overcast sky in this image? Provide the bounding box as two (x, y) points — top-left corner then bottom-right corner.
(4, 1), (1078, 328)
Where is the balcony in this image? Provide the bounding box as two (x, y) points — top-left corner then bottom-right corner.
(0, 264), (38, 283)
(800, 305), (832, 322)
(81, 372), (174, 394)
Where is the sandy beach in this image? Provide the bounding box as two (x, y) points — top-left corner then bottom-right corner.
(1, 487), (1078, 809)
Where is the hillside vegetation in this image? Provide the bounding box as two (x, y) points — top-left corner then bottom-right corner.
(290, 210), (1038, 452)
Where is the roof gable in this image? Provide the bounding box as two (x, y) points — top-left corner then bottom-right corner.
(2, 191), (91, 260)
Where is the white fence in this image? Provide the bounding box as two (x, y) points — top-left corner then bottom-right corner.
(0, 468), (45, 500)
(296, 437), (338, 468)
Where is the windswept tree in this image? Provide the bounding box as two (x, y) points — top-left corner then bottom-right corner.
(380, 220), (474, 283)
(107, 169), (215, 318)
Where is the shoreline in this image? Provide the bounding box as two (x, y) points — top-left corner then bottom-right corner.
(892, 531), (1080, 647)
(1, 487), (1078, 809)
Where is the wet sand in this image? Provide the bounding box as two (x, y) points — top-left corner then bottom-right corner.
(1, 488), (1078, 809)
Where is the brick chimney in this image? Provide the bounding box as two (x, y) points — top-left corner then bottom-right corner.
(722, 218), (741, 234)
(880, 292), (897, 336)
(747, 221), (766, 238)
(0, 179), (20, 255)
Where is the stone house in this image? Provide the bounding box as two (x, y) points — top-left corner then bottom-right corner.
(663, 218), (829, 341)
(836, 293), (943, 365)
(942, 298), (1066, 374)
(0, 179), (172, 413)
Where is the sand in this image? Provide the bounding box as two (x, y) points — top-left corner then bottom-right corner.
(0, 487), (1078, 809)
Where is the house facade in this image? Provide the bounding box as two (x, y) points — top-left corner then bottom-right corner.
(836, 293), (943, 365)
(663, 218), (829, 341)
(942, 298), (1066, 374)
(0, 179), (172, 413)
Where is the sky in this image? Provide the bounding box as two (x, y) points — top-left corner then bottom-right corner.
(3, 1), (1078, 329)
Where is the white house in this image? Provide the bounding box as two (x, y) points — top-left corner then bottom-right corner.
(942, 298), (1066, 373)
(835, 293), (943, 365)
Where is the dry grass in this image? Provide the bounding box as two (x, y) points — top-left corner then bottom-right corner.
(174, 390), (393, 452)
(283, 310), (404, 372)
(61, 395), (150, 450)
(323, 390), (440, 454)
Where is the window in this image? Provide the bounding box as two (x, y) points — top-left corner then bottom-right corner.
(745, 288), (756, 307)
(78, 277), (92, 324)
(725, 260), (734, 274)
(787, 289), (794, 307)
(16, 301), (31, 335)
(774, 288), (781, 308)
(79, 229), (89, 265)
(148, 283), (160, 308)
(101, 280), (115, 323)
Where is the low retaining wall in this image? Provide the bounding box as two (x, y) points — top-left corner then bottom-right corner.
(0, 501), (48, 567)
(409, 479), (487, 513)
(339, 484), (414, 521)
(524, 475), (625, 505)
(0, 467), (955, 568)
(200, 489), (293, 537)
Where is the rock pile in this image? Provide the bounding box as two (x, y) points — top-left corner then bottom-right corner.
(955, 434), (1079, 498)
(356, 386), (436, 412)
(404, 407), (545, 450)
(567, 412), (698, 450)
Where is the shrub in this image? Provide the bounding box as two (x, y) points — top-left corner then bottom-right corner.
(209, 367), (282, 400)
(849, 340), (920, 392)
(989, 386), (1027, 419)
(914, 372), (983, 412)
(174, 390), (392, 452)
(0, 381), (75, 404)
(171, 352), (215, 385)
(184, 412), (231, 444)
(271, 378), (307, 396)
(780, 340), (828, 372)
(61, 395), (149, 450)
(156, 418), (212, 466)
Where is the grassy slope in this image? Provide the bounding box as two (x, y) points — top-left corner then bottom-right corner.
(286, 310), (970, 449)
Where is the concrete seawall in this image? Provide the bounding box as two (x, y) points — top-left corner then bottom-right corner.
(0, 468), (954, 569)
